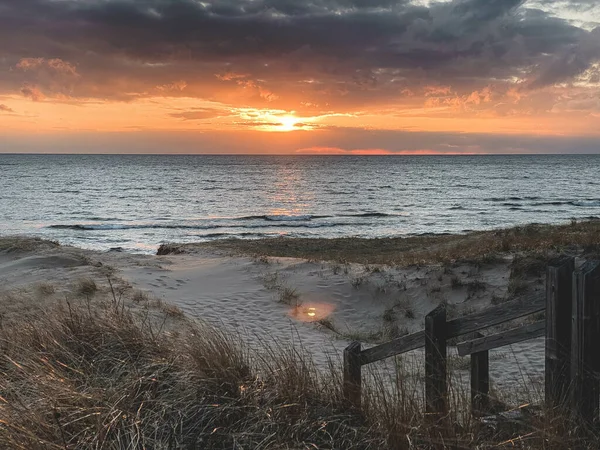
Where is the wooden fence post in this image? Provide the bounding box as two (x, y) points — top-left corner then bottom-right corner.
(425, 305), (447, 420)
(470, 332), (489, 416)
(545, 257), (574, 409)
(343, 341), (362, 409)
(571, 260), (600, 422)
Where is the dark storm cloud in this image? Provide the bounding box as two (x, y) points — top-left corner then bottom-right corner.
(0, 0), (598, 103)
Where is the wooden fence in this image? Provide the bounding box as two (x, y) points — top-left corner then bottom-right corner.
(343, 258), (600, 422)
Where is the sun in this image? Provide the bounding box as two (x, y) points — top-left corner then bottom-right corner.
(279, 115), (298, 131)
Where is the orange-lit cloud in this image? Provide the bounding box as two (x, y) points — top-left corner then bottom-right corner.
(296, 147), (396, 155)
(0, 0), (600, 153)
(296, 147), (481, 155)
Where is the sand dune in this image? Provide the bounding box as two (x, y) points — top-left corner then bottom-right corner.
(0, 235), (551, 399)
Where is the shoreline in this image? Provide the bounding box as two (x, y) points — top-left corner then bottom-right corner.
(2, 219), (597, 368)
(158, 218), (600, 264)
(4, 215), (599, 256)
(1, 219), (598, 378)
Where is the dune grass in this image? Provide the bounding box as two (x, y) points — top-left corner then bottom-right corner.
(159, 219), (600, 266)
(0, 291), (599, 448)
(0, 236), (60, 253)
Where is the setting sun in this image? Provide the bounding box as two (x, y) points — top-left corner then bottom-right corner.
(279, 115), (298, 131)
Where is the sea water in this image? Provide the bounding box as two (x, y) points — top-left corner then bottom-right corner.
(1, 154), (599, 253)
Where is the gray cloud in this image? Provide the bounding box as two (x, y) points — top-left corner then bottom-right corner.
(0, 0), (598, 107)
(0, 104), (14, 112)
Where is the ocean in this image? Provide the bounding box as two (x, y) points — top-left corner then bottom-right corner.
(1, 154), (599, 253)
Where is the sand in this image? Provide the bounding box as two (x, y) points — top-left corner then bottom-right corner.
(0, 237), (547, 400)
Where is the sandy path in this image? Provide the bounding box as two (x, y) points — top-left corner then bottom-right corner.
(121, 254), (352, 368)
(0, 240), (545, 401)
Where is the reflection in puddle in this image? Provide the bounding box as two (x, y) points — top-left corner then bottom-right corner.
(289, 302), (335, 322)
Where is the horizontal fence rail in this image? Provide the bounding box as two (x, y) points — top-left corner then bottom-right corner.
(343, 258), (600, 424)
(457, 320), (545, 356)
(360, 292), (545, 365)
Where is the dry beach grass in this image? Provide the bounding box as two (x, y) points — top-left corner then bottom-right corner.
(1, 292), (599, 449)
(159, 219), (600, 266)
(1, 220), (600, 448)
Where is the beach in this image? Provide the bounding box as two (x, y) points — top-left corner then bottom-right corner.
(4, 221), (599, 386)
(4, 0), (600, 445)
(1, 220), (599, 447)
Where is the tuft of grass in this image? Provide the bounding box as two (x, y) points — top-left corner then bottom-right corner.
(447, 354), (471, 371)
(395, 298), (415, 320)
(156, 243), (184, 255)
(77, 278), (97, 296)
(466, 279), (487, 298)
(351, 275), (366, 289)
(429, 285), (442, 294)
(262, 271), (281, 290)
(317, 317), (338, 334)
(490, 294), (507, 305)
(36, 282), (55, 296)
(279, 286), (301, 307)
(0, 294), (599, 448)
(382, 307), (396, 323)
(374, 283), (387, 294)
(252, 254), (271, 265)
(189, 219), (600, 266)
(508, 278), (529, 297)
(261, 272), (302, 308)
(132, 289), (149, 303)
(451, 275), (464, 289)
(511, 253), (550, 279)
(161, 302), (185, 318)
(0, 237), (59, 253)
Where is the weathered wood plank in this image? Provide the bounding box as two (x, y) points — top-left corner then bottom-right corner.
(425, 305), (447, 420)
(360, 292), (545, 364)
(471, 331), (489, 416)
(446, 292), (545, 338)
(343, 341), (362, 409)
(545, 257), (574, 409)
(360, 330), (425, 365)
(456, 321), (545, 356)
(570, 260), (600, 422)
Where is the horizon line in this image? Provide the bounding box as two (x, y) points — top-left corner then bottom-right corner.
(1, 152), (599, 156)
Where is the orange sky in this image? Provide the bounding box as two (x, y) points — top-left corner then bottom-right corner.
(1, 0), (599, 154)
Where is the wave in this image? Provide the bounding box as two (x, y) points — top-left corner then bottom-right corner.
(487, 196), (542, 202)
(530, 200), (600, 207)
(47, 211), (403, 233)
(235, 212), (398, 221)
(341, 212), (398, 218)
(490, 198), (600, 208)
(49, 224), (204, 231)
(232, 214), (329, 222)
(199, 232), (266, 239)
(264, 214), (315, 221)
(573, 200), (600, 207)
(47, 221), (357, 231)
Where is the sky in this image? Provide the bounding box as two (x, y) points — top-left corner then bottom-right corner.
(1, 0), (599, 154)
